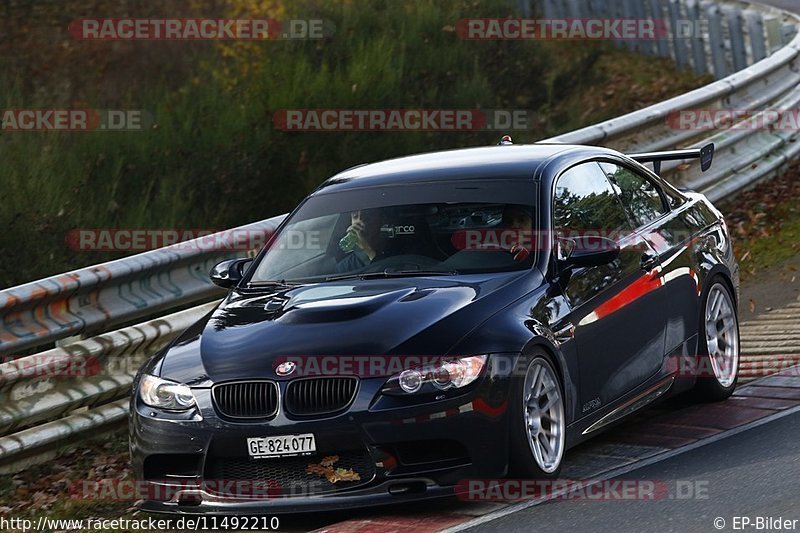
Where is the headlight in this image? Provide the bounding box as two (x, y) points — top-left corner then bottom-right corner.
(385, 355), (487, 395)
(138, 374), (197, 411)
(398, 369), (424, 393)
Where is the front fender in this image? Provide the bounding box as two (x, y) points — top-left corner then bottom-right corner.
(449, 285), (580, 425)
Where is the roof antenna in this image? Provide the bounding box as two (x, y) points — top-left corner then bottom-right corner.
(497, 135), (513, 145)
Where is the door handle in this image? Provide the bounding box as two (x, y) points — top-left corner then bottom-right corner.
(641, 253), (659, 271)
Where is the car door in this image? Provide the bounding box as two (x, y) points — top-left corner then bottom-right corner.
(598, 160), (697, 361)
(552, 161), (668, 416)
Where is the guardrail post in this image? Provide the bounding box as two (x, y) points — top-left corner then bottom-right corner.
(542, 0), (558, 19)
(608, 0), (624, 48)
(724, 6), (748, 71)
(783, 23), (798, 45)
(668, 0), (689, 69)
(744, 9), (767, 63)
(587, 0), (608, 18)
(565, 0), (583, 18)
(552, 0), (566, 19)
(686, 0), (708, 76)
(622, 0), (638, 51)
(643, 0), (655, 52)
(651, 0), (671, 57)
(705, 3), (729, 79)
(632, 0), (654, 55)
(764, 15), (783, 55)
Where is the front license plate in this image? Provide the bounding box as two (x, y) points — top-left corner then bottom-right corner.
(246, 434), (316, 459)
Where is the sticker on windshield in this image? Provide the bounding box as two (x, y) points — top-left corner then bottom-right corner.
(380, 224), (416, 237)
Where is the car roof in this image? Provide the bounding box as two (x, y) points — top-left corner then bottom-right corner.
(316, 143), (619, 193)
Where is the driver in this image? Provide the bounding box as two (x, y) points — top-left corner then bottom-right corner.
(502, 205), (533, 245)
(502, 205), (533, 261)
(335, 208), (383, 273)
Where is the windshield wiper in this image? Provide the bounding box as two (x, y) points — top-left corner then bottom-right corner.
(245, 279), (301, 290)
(324, 269), (459, 282)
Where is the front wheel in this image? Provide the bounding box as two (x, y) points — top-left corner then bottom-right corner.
(692, 280), (740, 401)
(509, 354), (565, 478)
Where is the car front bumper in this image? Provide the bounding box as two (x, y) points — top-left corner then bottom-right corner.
(129, 358), (517, 514)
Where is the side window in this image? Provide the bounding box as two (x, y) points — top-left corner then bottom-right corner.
(553, 162), (634, 307)
(553, 162), (630, 234)
(599, 162), (667, 228)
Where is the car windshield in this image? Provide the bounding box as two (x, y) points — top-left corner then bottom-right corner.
(249, 180), (537, 284)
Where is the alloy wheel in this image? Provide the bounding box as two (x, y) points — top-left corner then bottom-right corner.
(522, 358), (565, 473)
(704, 283), (739, 388)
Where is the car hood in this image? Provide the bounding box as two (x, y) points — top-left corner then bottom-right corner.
(157, 272), (538, 385)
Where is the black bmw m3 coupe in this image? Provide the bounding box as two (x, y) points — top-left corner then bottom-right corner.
(130, 140), (739, 513)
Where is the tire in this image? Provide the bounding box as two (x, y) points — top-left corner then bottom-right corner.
(508, 352), (565, 478)
(691, 279), (740, 402)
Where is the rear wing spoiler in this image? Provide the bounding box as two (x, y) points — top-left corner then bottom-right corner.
(628, 143), (714, 175)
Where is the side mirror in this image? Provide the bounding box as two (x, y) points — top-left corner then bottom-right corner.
(210, 258), (253, 289)
(558, 236), (620, 269)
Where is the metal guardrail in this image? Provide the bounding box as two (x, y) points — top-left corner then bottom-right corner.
(542, 0), (800, 203)
(0, 217), (284, 357)
(0, 218), (282, 470)
(541, 0), (798, 78)
(0, 0), (799, 471)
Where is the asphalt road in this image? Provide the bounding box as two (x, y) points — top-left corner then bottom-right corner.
(465, 410), (800, 533)
(268, 487), (477, 531)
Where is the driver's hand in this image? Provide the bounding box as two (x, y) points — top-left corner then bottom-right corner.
(346, 220), (376, 259)
(347, 219), (366, 247)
